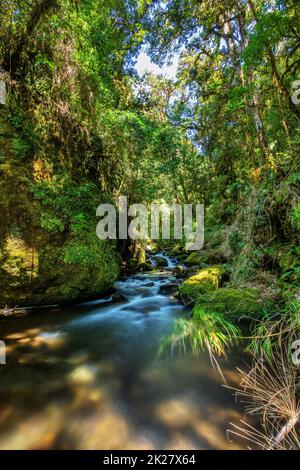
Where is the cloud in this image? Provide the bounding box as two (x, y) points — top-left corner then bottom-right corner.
(135, 52), (178, 79)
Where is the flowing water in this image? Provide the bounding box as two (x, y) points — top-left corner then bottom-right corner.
(0, 262), (250, 450)
(150, 252), (177, 268)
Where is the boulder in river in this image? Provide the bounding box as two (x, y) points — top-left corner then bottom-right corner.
(153, 256), (169, 268)
(144, 281), (155, 287)
(139, 262), (153, 272)
(111, 293), (127, 303)
(172, 265), (185, 277)
(179, 265), (228, 304)
(159, 283), (179, 296)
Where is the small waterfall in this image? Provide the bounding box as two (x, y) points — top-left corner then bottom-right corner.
(147, 250), (177, 268)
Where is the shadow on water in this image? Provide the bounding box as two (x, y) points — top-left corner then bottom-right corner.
(0, 270), (253, 450)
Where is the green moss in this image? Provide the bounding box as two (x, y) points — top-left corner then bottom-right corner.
(0, 120), (120, 307)
(179, 265), (228, 303)
(291, 204), (300, 231)
(169, 244), (185, 256)
(139, 262), (152, 271)
(154, 256), (168, 267)
(275, 245), (300, 286)
(184, 250), (225, 267)
(277, 246), (295, 271)
(192, 288), (272, 320)
(0, 232), (120, 307)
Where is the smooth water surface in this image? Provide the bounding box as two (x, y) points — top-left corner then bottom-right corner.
(0, 269), (249, 449)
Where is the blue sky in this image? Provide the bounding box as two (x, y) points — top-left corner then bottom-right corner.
(135, 51), (179, 79)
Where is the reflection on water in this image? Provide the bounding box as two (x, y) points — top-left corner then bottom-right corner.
(0, 271), (249, 450)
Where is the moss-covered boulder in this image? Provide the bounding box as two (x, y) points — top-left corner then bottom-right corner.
(192, 288), (272, 319)
(0, 234), (120, 307)
(139, 262), (153, 272)
(184, 249), (226, 267)
(179, 265), (228, 303)
(173, 265), (185, 277)
(154, 256), (168, 267)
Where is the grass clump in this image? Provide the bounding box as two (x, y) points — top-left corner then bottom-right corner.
(163, 309), (240, 358)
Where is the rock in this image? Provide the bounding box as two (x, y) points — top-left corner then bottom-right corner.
(12, 309), (30, 318)
(172, 265), (185, 277)
(159, 283), (178, 295)
(182, 266), (203, 279)
(111, 293), (127, 303)
(184, 250), (226, 267)
(179, 265), (228, 304)
(0, 235), (120, 307)
(127, 259), (139, 272)
(0, 307), (29, 319)
(139, 262), (152, 272)
(192, 288), (272, 320)
(154, 256), (169, 268)
(126, 259), (152, 274)
(126, 259), (140, 274)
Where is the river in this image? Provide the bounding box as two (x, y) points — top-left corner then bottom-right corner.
(0, 260), (249, 450)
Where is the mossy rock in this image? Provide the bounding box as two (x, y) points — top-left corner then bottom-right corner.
(183, 265), (210, 279)
(184, 250), (226, 267)
(193, 288), (272, 320)
(0, 235), (120, 307)
(154, 256), (168, 267)
(128, 258), (139, 268)
(179, 265), (228, 304)
(173, 265), (185, 277)
(126, 259), (138, 274)
(139, 262), (153, 272)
